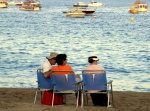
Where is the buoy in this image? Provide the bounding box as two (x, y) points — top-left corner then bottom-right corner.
(130, 17), (134, 22)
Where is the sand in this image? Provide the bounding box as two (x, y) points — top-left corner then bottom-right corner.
(0, 88), (150, 111)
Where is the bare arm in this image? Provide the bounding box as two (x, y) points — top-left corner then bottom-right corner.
(43, 70), (51, 78)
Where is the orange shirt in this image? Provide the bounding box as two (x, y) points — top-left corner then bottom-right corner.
(50, 64), (74, 78)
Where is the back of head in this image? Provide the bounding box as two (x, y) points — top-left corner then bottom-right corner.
(88, 56), (99, 63)
(56, 54), (67, 65)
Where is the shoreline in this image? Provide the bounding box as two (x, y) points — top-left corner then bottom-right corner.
(0, 88), (150, 111)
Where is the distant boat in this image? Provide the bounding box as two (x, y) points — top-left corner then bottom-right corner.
(73, 2), (88, 7)
(129, 0), (148, 13)
(7, 0), (23, 6)
(66, 10), (86, 18)
(88, 0), (102, 7)
(0, 0), (8, 8)
(19, 0), (41, 11)
(73, 7), (96, 16)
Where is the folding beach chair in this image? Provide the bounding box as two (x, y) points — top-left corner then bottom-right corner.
(52, 73), (80, 108)
(81, 72), (114, 108)
(34, 69), (53, 104)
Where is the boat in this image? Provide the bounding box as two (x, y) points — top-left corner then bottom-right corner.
(73, 2), (88, 7)
(88, 0), (102, 7)
(7, 0), (23, 6)
(19, 4), (40, 11)
(74, 7), (96, 16)
(23, 0), (41, 8)
(66, 10), (86, 18)
(0, 0), (8, 8)
(129, 0), (148, 13)
(19, 0), (41, 11)
(15, 0), (24, 6)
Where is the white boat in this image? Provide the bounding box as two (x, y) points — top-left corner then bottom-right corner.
(88, 0), (102, 7)
(66, 10), (86, 18)
(74, 7), (96, 16)
(73, 2), (88, 7)
(19, 4), (40, 11)
(7, 0), (23, 6)
(0, 0), (8, 8)
(129, 0), (148, 13)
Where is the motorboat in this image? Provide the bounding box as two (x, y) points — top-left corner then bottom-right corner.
(74, 7), (96, 16)
(88, 0), (102, 7)
(19, 4), (40, 11)
(129, 0), (148, 13)
(73, 2), (88, 7)
(15, 0), (24, 6)
(0, 0), (8, 8)
(23, 0), (41, 8)
(66, 10), (86, 18)
(7, 0), (23, 6)
(19, 0), (41, 11)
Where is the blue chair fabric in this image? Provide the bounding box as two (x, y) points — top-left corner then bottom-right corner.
(34, 69), (52, 104)
(52, 74), (79, 107)
(81, 73), (114, 108)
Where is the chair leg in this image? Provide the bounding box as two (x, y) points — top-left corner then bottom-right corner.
(52, 92), (55, 107)
(76, 91), (79, 108)
(34, 89), (38, 104)
(111, 86), (114, 107)
(81, 92), (84, 107)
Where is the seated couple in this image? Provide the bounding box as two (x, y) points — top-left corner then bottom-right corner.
(40, 52), (106, 106)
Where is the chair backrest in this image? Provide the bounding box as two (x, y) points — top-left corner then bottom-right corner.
(52, 74), (77, 90)
(82, 73), (107, 90)
(37, 71), (52, 89)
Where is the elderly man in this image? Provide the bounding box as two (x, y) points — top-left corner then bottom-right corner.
(40, 52), (58, 78)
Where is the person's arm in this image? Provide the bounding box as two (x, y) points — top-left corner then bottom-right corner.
(43, 70), (51, 78)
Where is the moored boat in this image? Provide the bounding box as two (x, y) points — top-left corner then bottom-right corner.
(74, 7), (96, 16)
(66, 10), (86, 18)
(88, 0), (102, 7)
(129, 0), (148, 13)
(73, 2), (88, 7)
(0, 0), (8, 8)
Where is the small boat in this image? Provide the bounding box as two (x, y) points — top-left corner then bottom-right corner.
(73, 2), (88, 7)
(7, 0), (23, 6)
(88, 0), (102, 7)
(74, 7), (96, 16)
(0, 0), (8, 8)
(129, 0), (148, 13)
(15, 0), (24, 6)
(19, 4), (40, 11)
(19, 0), (41, 11)
(66, 10), (86, 18)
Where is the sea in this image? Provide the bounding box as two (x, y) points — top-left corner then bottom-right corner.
(0, 0), (150, 92)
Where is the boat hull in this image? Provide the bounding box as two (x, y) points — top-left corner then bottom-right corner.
(82, 10), (95, 15)
(66, 13), (85, 18)
(129, 9), (139, 14)
(0, 2), (7, 8)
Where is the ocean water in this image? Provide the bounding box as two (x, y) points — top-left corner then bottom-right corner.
(0, 0), (150, 92)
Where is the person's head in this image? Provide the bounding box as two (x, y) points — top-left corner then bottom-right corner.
(88, 56), (99, 64)
(56, 54), (67, 65)
(46, 52), (58, 65)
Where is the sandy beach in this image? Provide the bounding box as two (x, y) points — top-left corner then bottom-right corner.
(0, 88), (150, 111)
